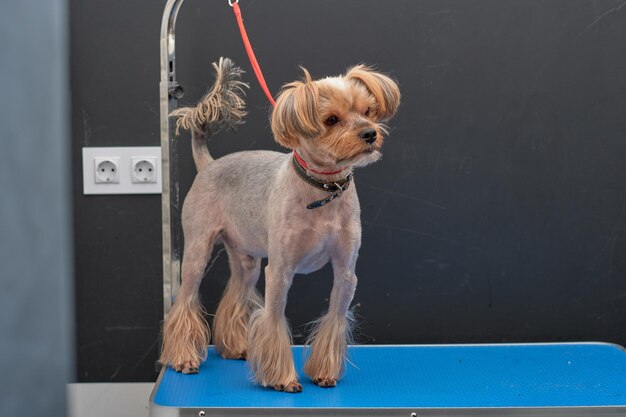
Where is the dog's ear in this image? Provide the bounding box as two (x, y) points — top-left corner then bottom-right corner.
(345, 65), (400, 121)
(271, 67), (324, 149)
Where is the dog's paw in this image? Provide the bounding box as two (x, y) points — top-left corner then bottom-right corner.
(273, 381), (303, 393)
(313, 377), (337, 388)
(220, 349), (247, 361)
(174, 361), (199, 374)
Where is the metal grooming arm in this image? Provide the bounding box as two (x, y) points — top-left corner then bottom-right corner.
(160, 0), (186, 317)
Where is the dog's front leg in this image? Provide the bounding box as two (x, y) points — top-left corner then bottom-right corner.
(303, 257), (358, 388)
(247, 263), (301, 393)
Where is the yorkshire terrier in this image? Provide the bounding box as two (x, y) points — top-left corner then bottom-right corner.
(160, 58), (400, 392)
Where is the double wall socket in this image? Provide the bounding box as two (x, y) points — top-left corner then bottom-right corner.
(82, 147), (162, 195)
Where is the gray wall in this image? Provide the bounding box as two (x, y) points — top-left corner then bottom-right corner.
(72, 0), (626, 382)
(0, 0), (73, 414)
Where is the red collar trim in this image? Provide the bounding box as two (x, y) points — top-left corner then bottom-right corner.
(293, 151), (347, 176)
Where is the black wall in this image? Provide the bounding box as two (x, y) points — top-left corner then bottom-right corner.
(72, 0), (626, 382)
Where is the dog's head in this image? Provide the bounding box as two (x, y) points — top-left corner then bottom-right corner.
(271, 65), (400, 169)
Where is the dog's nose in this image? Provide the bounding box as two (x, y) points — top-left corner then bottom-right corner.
(359, 128), (377, 144)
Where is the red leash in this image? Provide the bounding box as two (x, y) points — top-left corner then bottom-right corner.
(229, 0), (348, 176)
(230, 0), (276, 107)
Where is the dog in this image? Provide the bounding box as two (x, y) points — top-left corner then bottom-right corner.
(159, 58), (400, 393)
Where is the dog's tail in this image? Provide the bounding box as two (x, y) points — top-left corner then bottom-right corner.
(170, 57), (249, 171)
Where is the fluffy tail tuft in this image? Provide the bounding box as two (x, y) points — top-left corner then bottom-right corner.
(170, 57), (249, 170)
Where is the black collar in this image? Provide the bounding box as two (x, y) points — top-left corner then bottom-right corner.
(291, 154), (353, 209)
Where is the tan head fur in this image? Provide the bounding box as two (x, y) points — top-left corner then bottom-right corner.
(270, 67), (325, 149)
(270, 65), (400, 169)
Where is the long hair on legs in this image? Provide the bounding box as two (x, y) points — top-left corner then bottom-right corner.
(213, 250), (262, 359)
(303, 309), (355, 386)
(247, 308), (298, 389)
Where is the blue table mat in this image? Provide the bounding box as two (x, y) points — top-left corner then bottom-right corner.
(153, 343), (626, 408)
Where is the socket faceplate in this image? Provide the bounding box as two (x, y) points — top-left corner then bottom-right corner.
(94, 157), (120, 184)
(82, 147), (162, 195)
(131, 157), (158, 184)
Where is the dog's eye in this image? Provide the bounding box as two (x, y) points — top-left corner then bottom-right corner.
(325, 115), (339, 126)
(364, 108), (371, 117)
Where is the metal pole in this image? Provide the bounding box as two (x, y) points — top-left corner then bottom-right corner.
(160, 0), (186, 317)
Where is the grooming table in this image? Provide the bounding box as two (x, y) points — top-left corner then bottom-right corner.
(149, 343), (626, 416)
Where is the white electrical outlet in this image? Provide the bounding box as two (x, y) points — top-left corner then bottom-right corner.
(94, 157), (120, 183)
(131, 157), (158, 184)
(82, 147), (162, 195)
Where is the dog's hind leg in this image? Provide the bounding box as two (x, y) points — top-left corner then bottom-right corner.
(213, 244), (262, 360)
(304, 254), (358, 387)
(159, 228), (219, 374)
(247, 264), (301, 393)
